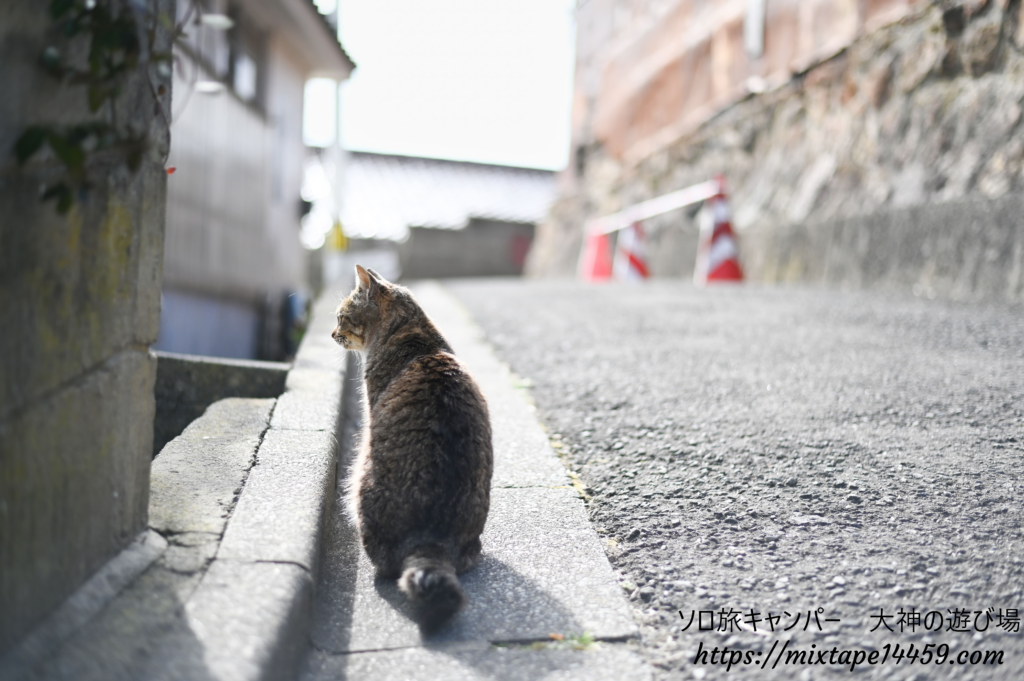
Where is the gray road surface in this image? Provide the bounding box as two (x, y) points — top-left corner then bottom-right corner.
(448, 280), (1024, 681)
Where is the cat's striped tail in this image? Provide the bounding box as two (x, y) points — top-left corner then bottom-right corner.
(398, 544), (466, 632)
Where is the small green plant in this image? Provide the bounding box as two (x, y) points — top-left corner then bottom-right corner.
(12, 0), (184, 213)
(567, 631), (596, 650)
(493, 631), (598, 652)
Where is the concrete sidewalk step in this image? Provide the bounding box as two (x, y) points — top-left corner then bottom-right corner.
(3, 397), (276, 680)
(4, 293), (349, 681)
(301, 282), (650, 680)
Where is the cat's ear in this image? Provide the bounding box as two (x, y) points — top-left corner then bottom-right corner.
(366, 268), (388, 286)
(355, 263), (384, 300)
(355, 264), (372, 289)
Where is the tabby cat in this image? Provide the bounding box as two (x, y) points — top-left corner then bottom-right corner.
(331, 265), (493, 631)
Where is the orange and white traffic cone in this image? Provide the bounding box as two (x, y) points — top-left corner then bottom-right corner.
(694, 177), (743, 284)
(578, 230), (614, 281)
(613, 221), (650, 281)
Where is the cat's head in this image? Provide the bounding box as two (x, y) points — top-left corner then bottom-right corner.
(332, 264), (406, 351)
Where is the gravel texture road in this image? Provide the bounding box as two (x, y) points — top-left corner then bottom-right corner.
(447, 280), (1024, 681)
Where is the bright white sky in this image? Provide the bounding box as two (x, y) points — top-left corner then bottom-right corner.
(306, 0), (576, 171)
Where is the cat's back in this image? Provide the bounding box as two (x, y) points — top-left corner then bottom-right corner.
(357, 338), (492, 570)
(371, 345), (491, 468)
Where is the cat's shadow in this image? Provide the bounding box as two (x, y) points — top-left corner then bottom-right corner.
(310, 513), (591, 681)
(307, 353), (593, 680)
(371, 553), (582, 642)
(371, 554), (590, 681)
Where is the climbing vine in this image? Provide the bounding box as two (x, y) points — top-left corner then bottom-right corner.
(12, 0), (190, 213)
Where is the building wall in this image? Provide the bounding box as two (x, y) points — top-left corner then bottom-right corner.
(157, 290), (260, 360)
(158, 1), (314, 359)
(531, 1), (1024, 302)
(0, 0), (170, 654)
(264, 36), (310, 292)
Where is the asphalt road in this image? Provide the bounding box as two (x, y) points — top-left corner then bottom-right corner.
(447, 280), (1024, 681)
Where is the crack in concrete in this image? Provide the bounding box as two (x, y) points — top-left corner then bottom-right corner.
(309, 633), (639, 658)
(253, 558), (312, 575)
(196, 399), (276, 569)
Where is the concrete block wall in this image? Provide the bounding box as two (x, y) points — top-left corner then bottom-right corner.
(399, 219), (536, 279)
(152, 352), (289, 456)
(0, 1), (171, 654)
(748, 192), (1024, 299)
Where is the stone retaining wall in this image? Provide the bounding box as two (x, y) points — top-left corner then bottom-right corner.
(530, 1), (1024, 303)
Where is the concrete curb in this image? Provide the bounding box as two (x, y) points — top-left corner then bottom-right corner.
(2, 293), (346, 681)
(169, 293), (348, 680)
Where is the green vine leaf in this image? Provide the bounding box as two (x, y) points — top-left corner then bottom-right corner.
(126, 147), (143, 172)
(14, 127), (48, 164)
(87, 84), (107, 111)
(12, 0), (185, 214)
(50, 0), (75, 21)
(42, 182), (74, 214)
(46, 132), (85, 173)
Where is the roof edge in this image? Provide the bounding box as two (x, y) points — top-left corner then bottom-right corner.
(346, 150), (558, 175)
(301, 0), (357, 75)
(242, 0), (355, 78)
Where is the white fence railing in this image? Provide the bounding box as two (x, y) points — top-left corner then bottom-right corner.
(583, 179), (721, 235)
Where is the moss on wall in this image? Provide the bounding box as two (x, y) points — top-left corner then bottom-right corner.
(0, 0), (171, 654)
